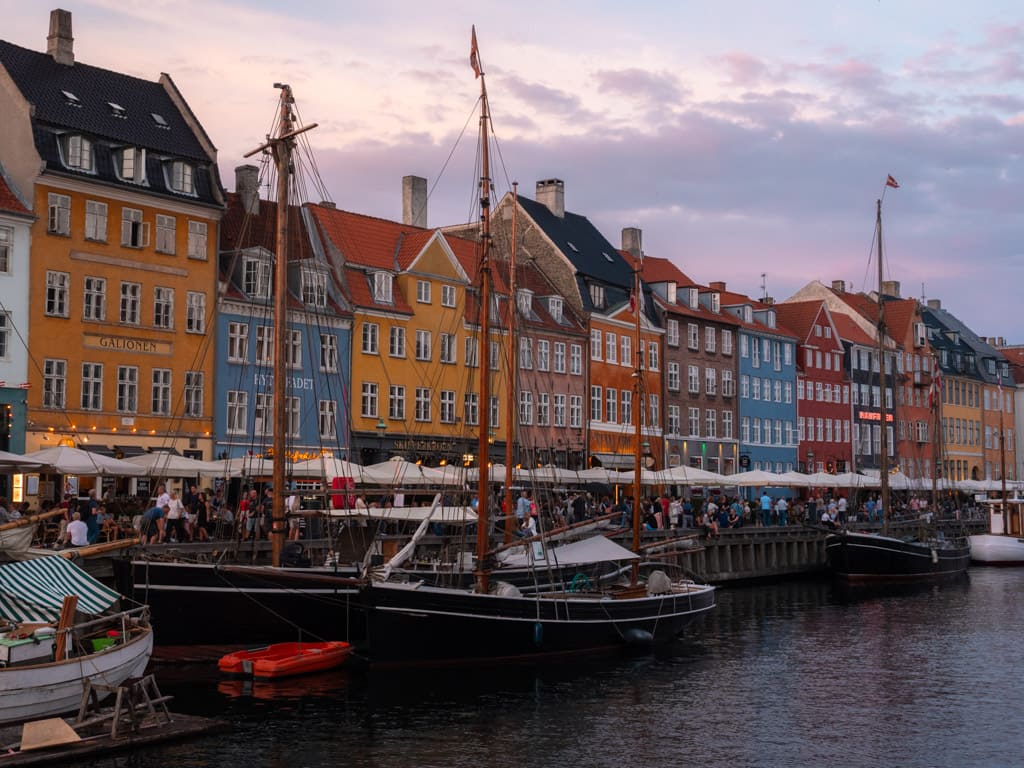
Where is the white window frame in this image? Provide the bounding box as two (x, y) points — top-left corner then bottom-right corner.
(186, 291), (206, 334)
(155, 214), (176, 254)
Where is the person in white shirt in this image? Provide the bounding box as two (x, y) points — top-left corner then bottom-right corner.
(164, 491), (186, 542)
(64, 511), (88, 547)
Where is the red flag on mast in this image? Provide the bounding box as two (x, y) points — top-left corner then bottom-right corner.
(885, 174), (899, 188)
(470, 26), (481, 78)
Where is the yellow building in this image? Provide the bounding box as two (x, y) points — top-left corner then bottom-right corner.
(939, 375), (982, 482)
(0, 11), (224, 461)
(309, 203), (509, 465)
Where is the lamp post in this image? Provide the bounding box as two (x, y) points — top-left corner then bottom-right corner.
(375, 417), (387, 462)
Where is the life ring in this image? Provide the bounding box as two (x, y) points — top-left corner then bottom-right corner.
(568, 573), (592, 592)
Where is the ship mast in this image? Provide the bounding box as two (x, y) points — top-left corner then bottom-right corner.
(876, 199), (891, 537)
(472, 28), (493, 594)
(631, 257), (644, 585)
(503, 183), (518, 543)
(244, 84), (317, 568)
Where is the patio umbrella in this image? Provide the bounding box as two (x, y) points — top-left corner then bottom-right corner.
(216, 456), (275, 478)
(125, 452), (224, 476)
(725, 469), (789, 487)
(657, 465), (728, 486)
(361, 457), (461, 487)
(23, 446), (145, 476)
(0, 450), (43, 472)
(290, 456), (364, 481)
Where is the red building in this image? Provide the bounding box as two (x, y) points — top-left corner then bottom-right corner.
(776, 301), (853, 474)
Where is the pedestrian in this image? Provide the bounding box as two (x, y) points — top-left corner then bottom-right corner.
(760, 489), (772, 527)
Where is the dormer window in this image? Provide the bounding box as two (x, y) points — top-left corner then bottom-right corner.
(517, 289), (533, 317)
(548, 296), (563, 323)
(302, 269), (327, 307)
(711, 292), (721, 313)
(108, 102), (127, 119)
(61, 134), (93, 172)
(169, 161), (195, 195)
(61, 90), (81, 107)
(688, 287), (698, 308)
(987, 359), (996, 375)
(372, 271), (393, 303)
(588, 284), (605, 309)
(151, 113), (170, 130)
(244, 257), (272, 298)
(743, 306), (752, 323)
(766, 310), (776, 329)
(119, 147), (146, 184)
(1001, 362), (1009, 379)
(666, 284), (677, 304)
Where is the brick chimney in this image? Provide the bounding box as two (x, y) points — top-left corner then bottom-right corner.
(235, 165), (260, 216)
(621, 227), (642, 260)
(709, 281), (727, 291)
(881, 280), (901, 298)
(832, 279), (846, 293)
(535, 179), (564, 218)
(47, 9), (74, 66)
(762, 296), (775, 306)
(927, 298), (942, 310)
(402, 175), (427, 228)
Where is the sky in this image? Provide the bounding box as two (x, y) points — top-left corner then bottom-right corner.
(3, 1), (1023, 341)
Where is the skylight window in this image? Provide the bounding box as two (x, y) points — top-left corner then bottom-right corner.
(108, 102), (127, 119)
(61, 90), (81, 107)
(602, 251), (614, 262)
(151, 113), (170, 130)
(567, 241), (579, 253)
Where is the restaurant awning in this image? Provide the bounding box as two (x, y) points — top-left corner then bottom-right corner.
(0, 556), (121, 623)
(590, 452), (634, 470)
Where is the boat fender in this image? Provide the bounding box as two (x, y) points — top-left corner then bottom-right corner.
(622, 628), (654, 648)
(931, 548), (939, 564)
(647, 570), (672, 596)
(533, 622), (543, 647)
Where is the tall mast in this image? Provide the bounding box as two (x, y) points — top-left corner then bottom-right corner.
(1000, 373), (1008, 516)
(631, 258), (643, 585)
(473, 28), (493, 594)
(503, 182), (518, 543)
(243, 84), (317, 569)
(877, 199), (890, 536)
(930, 353), (940, 516)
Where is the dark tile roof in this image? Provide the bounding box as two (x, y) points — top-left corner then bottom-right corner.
(517, 195), (632, 288)
(0, 40), (221, 207)
(0, 40), (209, 159)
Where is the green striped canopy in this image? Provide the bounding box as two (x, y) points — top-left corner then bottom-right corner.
(0, 556), (121, 624)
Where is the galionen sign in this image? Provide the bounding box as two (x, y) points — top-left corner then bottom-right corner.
(83, 333), (172, 355)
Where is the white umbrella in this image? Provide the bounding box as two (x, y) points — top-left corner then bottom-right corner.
(361, 457), (461, 487)
(831, 472), (880, 488)
(0, 450), (43, 471)
(616, 469), (663, 486)
(23, 446), (145, 476)
(576, 467), (616, 484)
(290, 456), (364, 480)
(805, 471), (841, 486)
(466, 463), (509, 483)
(725, 469), (789, 488)
(776, 471), (814, 487)
(658, 465), (728, 486)
(125, 452), (224, 476)
(216, 456), (275, 478)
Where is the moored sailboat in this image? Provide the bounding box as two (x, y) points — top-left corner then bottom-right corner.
(356, 28), (715, 665)
(825, 185), (970, 582)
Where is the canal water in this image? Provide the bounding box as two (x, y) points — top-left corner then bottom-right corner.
(74, 568), (1022, 768)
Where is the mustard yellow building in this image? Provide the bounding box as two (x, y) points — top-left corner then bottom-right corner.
(0, 11), (224, 462)
(309, 202), (510, 465)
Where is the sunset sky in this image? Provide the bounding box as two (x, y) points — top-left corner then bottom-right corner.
(3, 1), (1022, 340)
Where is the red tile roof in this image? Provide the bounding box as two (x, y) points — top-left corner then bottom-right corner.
(831, 312), (875, 347)
(637, 255), (695, 287)
(0, 166), (30, 217)
(775, 300), (825, 343)
(308, 203), (428, 271)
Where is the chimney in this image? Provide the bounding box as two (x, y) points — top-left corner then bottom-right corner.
(709, 281), (727, 291)
(927, 298), (942, 310)
(621, 227), (642, 260)
(235, 165), (260, 215)
(831, 279), (845, 293)
(47, 9), (74, 66)
(402, 175), (427, 228)
(881, 280), (901, 298)
(535, 179), (565, 218)
(999, 336), (1006, 347)
(762, 296), (775, 306)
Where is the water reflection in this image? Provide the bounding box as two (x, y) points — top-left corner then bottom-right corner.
(74, 570), (1024, 768)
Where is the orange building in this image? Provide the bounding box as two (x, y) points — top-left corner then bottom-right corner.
(0, 11), (223, 465)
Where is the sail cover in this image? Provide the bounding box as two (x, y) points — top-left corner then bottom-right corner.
(0, 557), (121, 623)
(497, 535), (640, 568)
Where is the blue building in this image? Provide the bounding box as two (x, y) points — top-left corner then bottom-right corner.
(214, 166), (352, 464)
(725, 293), (799, 482)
